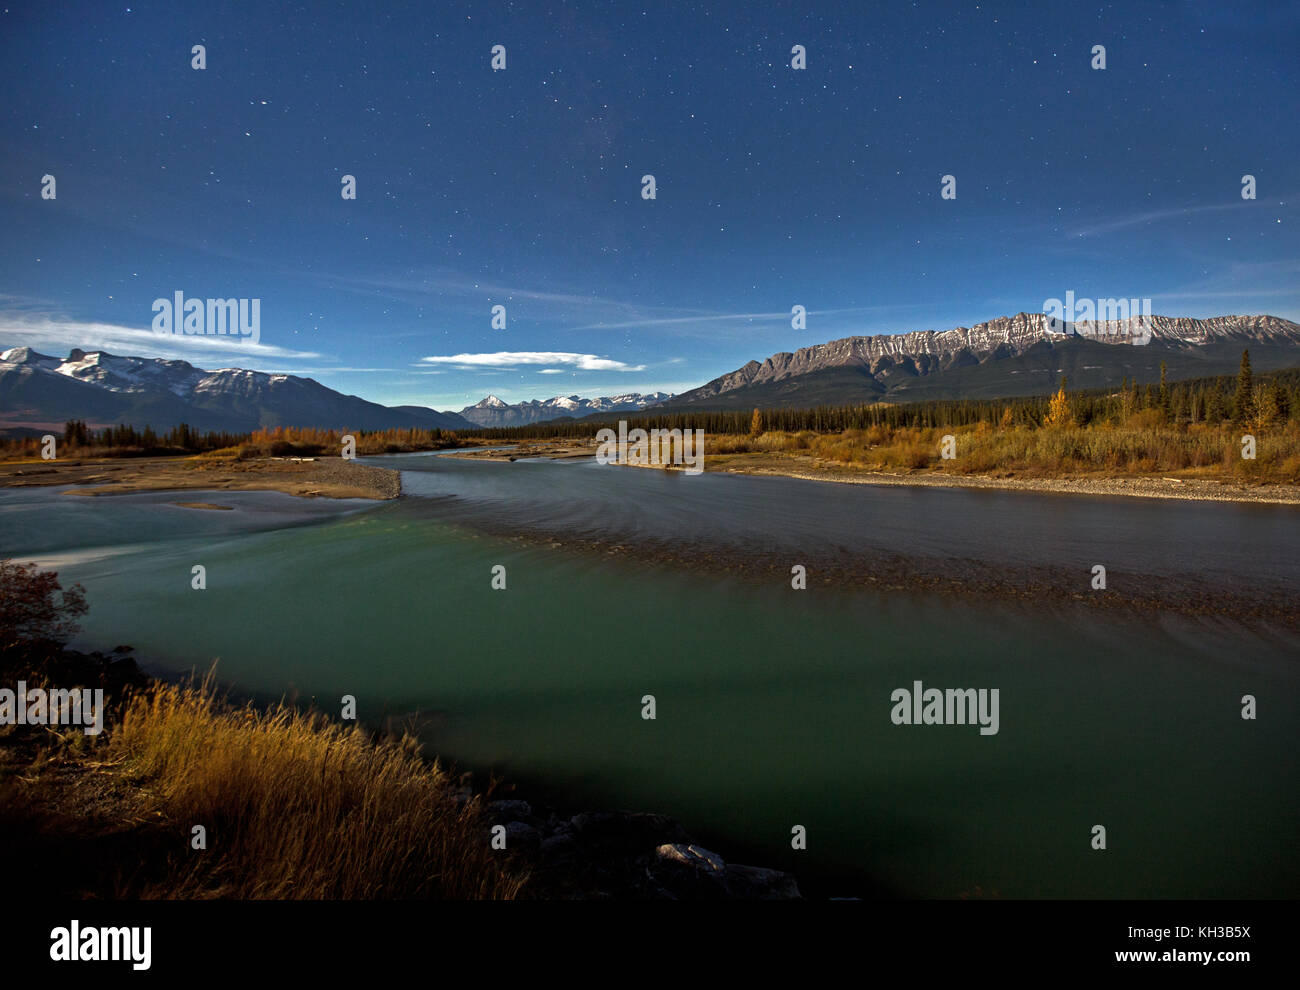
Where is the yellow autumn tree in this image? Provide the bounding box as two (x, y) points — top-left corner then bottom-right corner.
(1044, 382), (1074, 428)
(750, 408), (763, 435)
(1251, 383), (1274, 435)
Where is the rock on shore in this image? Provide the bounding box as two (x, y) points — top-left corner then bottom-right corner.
(486, 802), (801, 900)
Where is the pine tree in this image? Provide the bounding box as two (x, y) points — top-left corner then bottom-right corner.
(1234, 349), (1253, 424)
(1272, 381), (1291, 422)
(1206, 388), (1226, 422)
(1171, 385), (1187, 423)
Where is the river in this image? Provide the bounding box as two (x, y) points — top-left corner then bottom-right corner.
(2, 451), (1296, 898)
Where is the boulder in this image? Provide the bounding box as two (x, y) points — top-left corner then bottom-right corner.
(487, 799), (533, 822)
(655, 843), (726, 875)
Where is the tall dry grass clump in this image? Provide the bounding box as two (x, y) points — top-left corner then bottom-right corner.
(108, 675), (527, 899)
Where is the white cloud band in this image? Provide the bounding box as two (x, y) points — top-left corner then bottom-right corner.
(418, 351), (644, 371)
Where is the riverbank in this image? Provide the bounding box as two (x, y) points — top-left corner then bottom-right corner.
(0, 644), (800, 900)
(0, 455), (401, 500)
(706, 451), (1300, 506)
(435, 437), (1300, 505)
(441, 439), (598, 462)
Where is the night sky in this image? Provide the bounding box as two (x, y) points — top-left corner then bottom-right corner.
(1, 1), (1296, 410)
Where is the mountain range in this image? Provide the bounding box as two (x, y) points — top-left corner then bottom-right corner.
(456, 392), (674, 427)
(0, 347), (475, 434)
(659, 313), (1300, 411)
(5, 313), (1300, 434)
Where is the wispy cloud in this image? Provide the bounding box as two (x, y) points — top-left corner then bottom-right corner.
(307, 267), (942, 343)
(1146, 259), (1300, 319)
(0, 311), (323, 363)
(1151, 289), (1300, 301)
(313, 269), (828, 340)
(566, 304), (925, 334)
(418, 351), (645, 371)
(257, 367), (399, 374)
(1068, 195), (1295, 238)
(316, 269), (689, 324)
(567, 310), (788, 331)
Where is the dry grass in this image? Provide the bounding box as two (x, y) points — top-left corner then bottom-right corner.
(0, 444), (177, 463)
(105, 675), (528, 899)
(707, 421), (1300, 484)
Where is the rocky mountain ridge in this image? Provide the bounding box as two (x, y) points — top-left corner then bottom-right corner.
(0, 347), (474, 433)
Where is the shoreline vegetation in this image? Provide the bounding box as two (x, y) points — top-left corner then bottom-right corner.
(706, 436), (1300, 505)
(4, 435), (1300, 506)
(0, 454), (402, 501)
(460, 358), (1300, 504)
(441, 434), (1300, 505)
(0, 562), (802, 900)
(2, 359), (1297, 505)
(0, 425), (471, 501)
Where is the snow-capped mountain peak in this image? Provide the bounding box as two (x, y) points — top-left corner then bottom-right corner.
(0, 346), (475, 433)
(458, 391), (674, 427)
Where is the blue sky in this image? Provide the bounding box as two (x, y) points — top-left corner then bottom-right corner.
(1, 0), (1296, 411)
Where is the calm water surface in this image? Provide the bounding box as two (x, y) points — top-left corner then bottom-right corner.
(2, 454), (1296, 898)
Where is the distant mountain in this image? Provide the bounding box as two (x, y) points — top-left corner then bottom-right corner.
(661, 314), (1300, 411)
(0, 347), (474, 433)
(458, 391), (674, 427)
